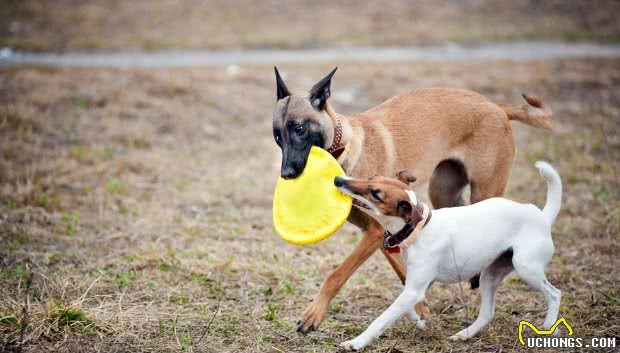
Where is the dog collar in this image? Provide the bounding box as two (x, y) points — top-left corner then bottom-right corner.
(384, 203), (432, 254)
(327, 119), (345, 159)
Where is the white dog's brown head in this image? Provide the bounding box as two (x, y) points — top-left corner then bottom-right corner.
(334, 171), (424, 234)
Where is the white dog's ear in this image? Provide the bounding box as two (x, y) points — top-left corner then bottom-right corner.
(398, 200), (423, 225)
(397, 200), (412, 222)
(396, 170), (417, 185)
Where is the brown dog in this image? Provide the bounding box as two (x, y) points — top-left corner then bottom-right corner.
(271, 67), (552, 334)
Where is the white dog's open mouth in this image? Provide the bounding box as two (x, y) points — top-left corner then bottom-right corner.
(352, 198), (372, 210)
(336, 185), (374, 211)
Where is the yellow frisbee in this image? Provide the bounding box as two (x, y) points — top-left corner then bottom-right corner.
(273, 146), (352, 245)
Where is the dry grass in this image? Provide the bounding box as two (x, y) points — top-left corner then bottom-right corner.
(1, 0), (620, 51)
(0, 59), (619, 353)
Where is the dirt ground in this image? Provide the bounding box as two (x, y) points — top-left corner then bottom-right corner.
(2, 0), (620, 51)
(0, 58), (618, 353)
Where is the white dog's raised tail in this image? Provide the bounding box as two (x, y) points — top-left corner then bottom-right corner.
(535, 161), (562, 225)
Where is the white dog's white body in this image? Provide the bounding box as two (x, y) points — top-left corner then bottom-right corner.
(341, 162), (562, 350)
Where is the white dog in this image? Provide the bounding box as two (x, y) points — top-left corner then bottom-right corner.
(333, 161), (562, 350)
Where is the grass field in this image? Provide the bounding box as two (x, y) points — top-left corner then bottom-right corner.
(1, 59), (618, 352)
(2, 0), (620, 51)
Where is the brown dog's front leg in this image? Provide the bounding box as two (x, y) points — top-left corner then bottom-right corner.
(381, 249), (431, 319)
(297, 227), (383, 334)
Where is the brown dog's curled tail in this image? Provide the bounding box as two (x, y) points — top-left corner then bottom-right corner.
(499, 93), (553, 130)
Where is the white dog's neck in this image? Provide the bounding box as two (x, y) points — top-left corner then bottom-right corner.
(357, 207), (406, 234)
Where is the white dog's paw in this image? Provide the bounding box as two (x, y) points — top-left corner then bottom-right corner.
(448, 331), (470, 341)
(340, 338), (367, 351)
(416, 319), (427, 330)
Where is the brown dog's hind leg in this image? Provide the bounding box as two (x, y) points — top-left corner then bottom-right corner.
(429, 159), (469, 209)
(297, 222), (383, 334)
(470, 180), (508, 204)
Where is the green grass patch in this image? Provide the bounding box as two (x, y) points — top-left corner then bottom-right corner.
(329, 301), (344, 314)
(0, 314), (18, 326)
(58, 211), (81, 236)
(73, 97), (88, 108)
(48, 301), (97, 334)
(1, 264), (32, 286)
(70, 146), (88, 159)
(38, 191), (61, 211)
(0, 307), (18, 326)
(169, 294), (191, 305)
(263, 303), (280, 321)
(190, 273), (213, 283)
(156, 259), (178, 272)
(205, 315), (240, 337)
(2, 198), (19, 209)
(116, 136), (151, 149)
(105, 178), (128, 195)
(113, 270), (137, 289)
(279, 280), (296, 296)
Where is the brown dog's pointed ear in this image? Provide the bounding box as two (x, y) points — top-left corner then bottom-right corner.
(396, 170), (417, 185)
(309, 67), (337, 110)
(274, 67), (291, 100)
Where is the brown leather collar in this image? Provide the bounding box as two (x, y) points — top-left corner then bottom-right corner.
(327, 119), (345, 159)
(384, 205), (432, 251)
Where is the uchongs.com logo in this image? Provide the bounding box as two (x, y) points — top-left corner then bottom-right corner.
(518, 317), (617, 349)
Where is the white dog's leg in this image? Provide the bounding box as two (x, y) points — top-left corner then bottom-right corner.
(512, 243), (561, 330)
(513, 267), (561, 329)
(540, 280), (562, 330)
(341, 286), (425, 351)
(406, 307), (427, 330)
(399, 248), (428, 330)
(450, 263), (512, 340)
(539, 279), (562, 330)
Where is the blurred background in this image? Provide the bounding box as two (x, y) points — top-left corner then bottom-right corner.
(1, 1), (618, 352)
(1, 0), (619, 50)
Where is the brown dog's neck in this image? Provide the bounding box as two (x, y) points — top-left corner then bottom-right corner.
(324, 103), (361, 172)
(326, 117), (345, 159)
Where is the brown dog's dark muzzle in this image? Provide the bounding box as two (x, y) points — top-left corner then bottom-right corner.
(280, 146), (311, 179)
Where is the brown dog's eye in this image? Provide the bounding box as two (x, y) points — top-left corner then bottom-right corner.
(294, 125), (306, 135)
(274, 131), (282, 146)
(371, 189), (383, 202)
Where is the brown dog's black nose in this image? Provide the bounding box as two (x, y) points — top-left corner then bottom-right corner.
(281, 167), (300, 179)
(334, 176), (346, 187)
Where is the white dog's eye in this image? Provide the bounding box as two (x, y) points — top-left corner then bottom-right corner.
(371, 189), (382, 202)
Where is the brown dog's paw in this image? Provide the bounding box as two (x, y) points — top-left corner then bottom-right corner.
(415, 302), (431, 319)
(296, 301), (327, 334)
